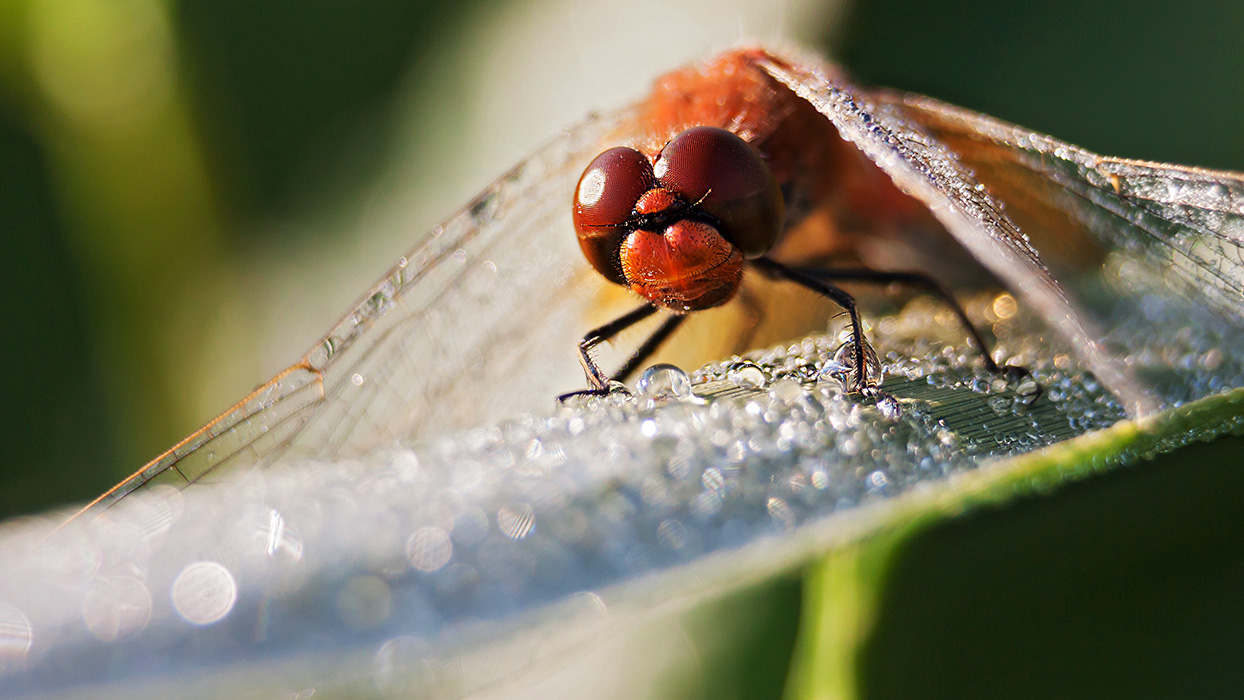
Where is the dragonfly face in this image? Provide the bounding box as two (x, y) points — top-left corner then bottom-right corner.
(71, 47), (1244, 518)
(573, 126), (783, 312)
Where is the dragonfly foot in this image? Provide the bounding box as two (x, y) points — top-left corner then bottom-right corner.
(557, 381), (632, 404)
(998, 364), (1043, 405)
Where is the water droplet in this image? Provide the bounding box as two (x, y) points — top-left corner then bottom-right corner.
(810, 470), (829, 489)
(875, 393), (902, 420)
(637, 363), (693, 400)
(867, 470), (890, 492)
(82, 577), (152, 642)
(497, 504), (536, 540)
(1015, 375), (1041, 401)
(767, 497), (795, 530)
(701, 467), (725, 493)
(0, 604), (32, 665)
(656, 519), (687, 550)
(727, 360), (768, 389)
(406, 527), (453, 573)
(819, 334), (883, 392)
(770, 378), (806, 402)
(1201, 348), (1224, 371)
(606, 380), (631, 395)
(991, 293), (1018, 319)
(171, 561), (237, 626)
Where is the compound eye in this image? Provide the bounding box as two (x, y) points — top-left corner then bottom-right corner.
(574, 147), (654, 231)
(573, 147), (654, 285)
(653, 126), (784, 258)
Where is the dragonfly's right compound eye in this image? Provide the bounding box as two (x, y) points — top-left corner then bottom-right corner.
(573, 146), (655, 285)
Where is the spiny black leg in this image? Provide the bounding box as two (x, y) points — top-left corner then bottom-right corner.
(577, 303), (659, 390)
(793, 266), (1000, 371)
(558, 303), (661, 402)
(752, 257), (871, 393)
(611, 313), (688, 384)
(793, 266), (1039, 397)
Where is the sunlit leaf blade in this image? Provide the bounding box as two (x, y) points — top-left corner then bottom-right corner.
(6, 353), (1243, 698)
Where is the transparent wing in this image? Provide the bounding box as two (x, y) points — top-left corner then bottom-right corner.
(74, 109), (637, 518)
(761, 49), (1244, 414)
(868, 89), (1244, 407)
(81, 49), (1244, 519)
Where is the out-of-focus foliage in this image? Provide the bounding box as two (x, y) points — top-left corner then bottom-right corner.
(0, 0), (478, 515)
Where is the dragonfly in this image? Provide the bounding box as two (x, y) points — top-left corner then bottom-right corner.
(68, 46), (1244, 522)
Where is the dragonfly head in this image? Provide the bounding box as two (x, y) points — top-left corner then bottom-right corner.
(573, 126), (784, 312)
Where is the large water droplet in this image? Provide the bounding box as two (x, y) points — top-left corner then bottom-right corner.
(770, 378), (806, 402)
(727, 360), (768, 389)
(637, 364), (693, 400)
(819, 334), (883, 392)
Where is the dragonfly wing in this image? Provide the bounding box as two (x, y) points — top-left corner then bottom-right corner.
(757, 50), (1158, 416)
(73, 109), (636, 518)
(872, 90), (1244, 408)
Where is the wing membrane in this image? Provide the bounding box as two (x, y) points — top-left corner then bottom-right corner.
(884, 92), (1244, 313)
(869, 89), (1244, 406)
(757, 51), (1155, 415)
(73, 110), (635, 518)
(78, 48), (1244, 518)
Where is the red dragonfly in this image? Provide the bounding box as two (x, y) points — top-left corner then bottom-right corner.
(69, 47), (1244, 521)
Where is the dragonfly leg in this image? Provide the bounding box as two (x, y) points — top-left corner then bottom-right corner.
(558, 303), (666, 402)
(751, 257), (872, 393)
(791, 264), (1041, 400)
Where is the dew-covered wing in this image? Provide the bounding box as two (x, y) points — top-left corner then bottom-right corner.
(72, 111), (634, 518)
(873, 90), (1244, 407)
(755, 50), (1155, 416)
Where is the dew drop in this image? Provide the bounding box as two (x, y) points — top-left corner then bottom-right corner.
(82, 578), (152, 642)
(1015, 375), (1042, 401)
(819, 334), (883, 392)
(770, 378), (806, 402)
(0, 604), (32, 664)
(171, 561), (237, 626)
(727, 360), (768, 389)
(875, 393), (902, 420)
(701, 467), (725, 493)
(767, 497), (795, 529)
(866, 470), (890, 492)
(656, 519), (687, 550)
(606, 380), (631, 395)
(637, 363), (693, 400)
(406, 527), (453, 573)
(498, 504), (536, 540)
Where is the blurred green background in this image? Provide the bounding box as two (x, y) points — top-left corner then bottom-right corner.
(2, 0), (1243, 697)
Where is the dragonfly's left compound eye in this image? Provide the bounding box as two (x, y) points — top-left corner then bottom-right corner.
(573, 146), (655, 285)
(654, 126), (784, 258)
